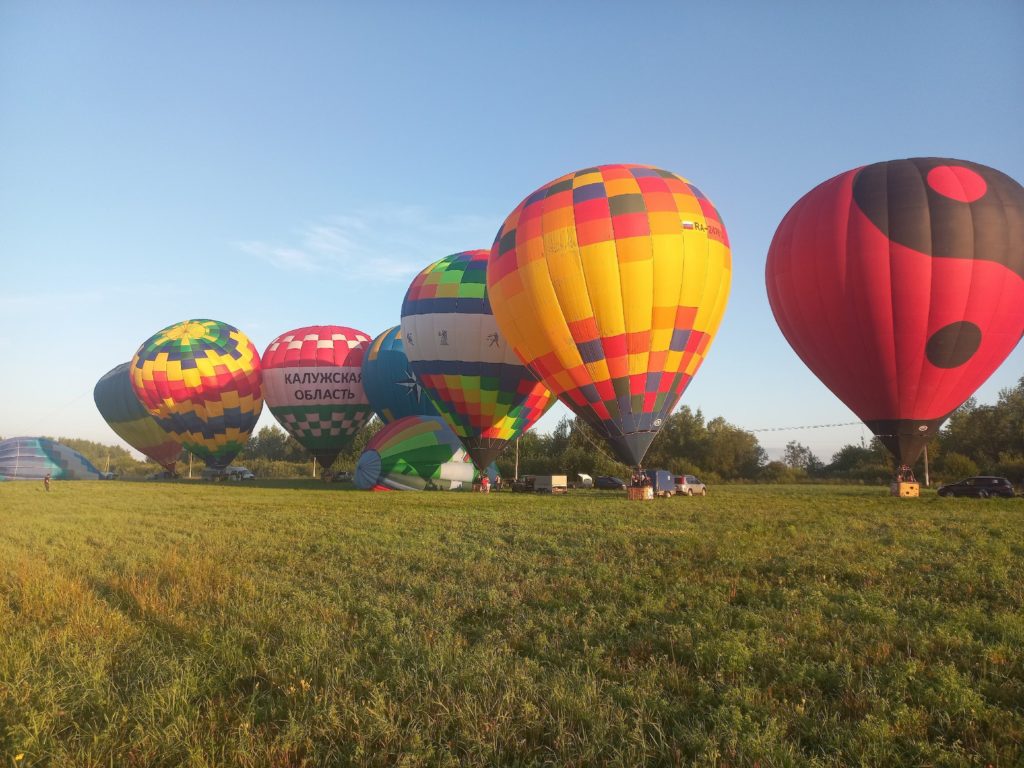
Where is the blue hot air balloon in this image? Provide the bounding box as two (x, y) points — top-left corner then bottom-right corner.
(362, 326), (441, 424)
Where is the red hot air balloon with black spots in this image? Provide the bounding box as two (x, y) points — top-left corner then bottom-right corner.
(766, 157), (1024, 466)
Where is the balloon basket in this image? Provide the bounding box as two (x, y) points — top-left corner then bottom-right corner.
(890, 481), (920, 498)
(628, 486), (654, 501)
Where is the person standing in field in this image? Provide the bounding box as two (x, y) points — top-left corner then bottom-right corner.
(43, 473), (51, 491)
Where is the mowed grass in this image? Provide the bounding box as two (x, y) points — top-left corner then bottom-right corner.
(1, 482), (1022, 767)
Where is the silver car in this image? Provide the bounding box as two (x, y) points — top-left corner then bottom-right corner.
(674, 474), (707, 496)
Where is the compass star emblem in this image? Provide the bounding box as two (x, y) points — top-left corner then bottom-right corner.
(396, 373), (425, 404)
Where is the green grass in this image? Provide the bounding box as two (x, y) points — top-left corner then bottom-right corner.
(1, 481), (1022, 767)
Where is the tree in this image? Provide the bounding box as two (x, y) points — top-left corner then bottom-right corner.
(783, 441), (822, 474)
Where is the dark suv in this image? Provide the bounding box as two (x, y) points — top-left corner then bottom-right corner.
(937, 476), (1015, 498)
(594, 475), (626, 490)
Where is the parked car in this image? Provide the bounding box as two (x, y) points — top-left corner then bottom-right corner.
(99, 471), (118, 480)
(594, 475), (627, 490)
(643, 469), (676, 497)
(511, 474), (568, 494)
(937, 476), (1015, 498)
(201, 466), (255, 481)
(674, 474), (707, 496)
(147, 470), (174, 481)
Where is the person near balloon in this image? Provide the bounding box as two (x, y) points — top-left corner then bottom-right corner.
(480, 474), (490, 493)
(43, 473), (51, 492)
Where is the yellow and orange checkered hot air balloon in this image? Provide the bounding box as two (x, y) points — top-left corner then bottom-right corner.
(487, 164), (731, 467)
(130, 319), (263, 470)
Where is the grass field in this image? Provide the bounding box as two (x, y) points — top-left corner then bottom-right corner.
(1, 481), (1022, 767)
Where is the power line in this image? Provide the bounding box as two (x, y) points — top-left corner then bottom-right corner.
(747, 421), (862, 433)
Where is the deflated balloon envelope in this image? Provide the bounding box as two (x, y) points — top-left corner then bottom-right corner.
(401, 250), (555, 471)
(94, 362), (182, 473)
(261, 325), (374, 469)
(355, 415), (476, 491)
(487, 164), (731, 467)
(0, 436), (102, 481)
(131, 319), (264, 470)
(765, 157), (1024, 465)
(362, 325), (440, 424)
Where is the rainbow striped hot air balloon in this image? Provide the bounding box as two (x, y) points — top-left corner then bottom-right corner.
(131, 319), (263, 470)
(400, 250), (555, 470)
(261, 325), (374, 469)
(487, 164), (731, 468)
(362, 325), (440, 424)
(355, 415), (475, 491)
(94, 362), (182, 473)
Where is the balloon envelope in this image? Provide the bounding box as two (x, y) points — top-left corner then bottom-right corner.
(0, 437), (101, 480)
(362, 325), (440, 424)
(131, 319), (264, 470)
(355, 415), (475, 491)
(261, 325), (373, 469)
(487, 164), (731, 466)
(766, 157), (1024, 465)
(401, 250), (555, 470)
(94, 362), (182, 472)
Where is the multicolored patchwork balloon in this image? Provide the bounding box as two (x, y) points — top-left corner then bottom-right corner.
(355, 415), (475, 491)
(131, 319), (263, 470)
(261, 325), (373, 468)
(766, 157), (1024, 465)
(401, 250), (556, 470)
(362, 325), (440, 424)
(487, 164), (731, 467)
(94, 362), (182, 473)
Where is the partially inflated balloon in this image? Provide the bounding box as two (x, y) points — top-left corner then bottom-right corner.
(488, 164), (731, 466)
(355, 415), (476, 491)
(94, 362), (181, 473)
(0, 437), (102, 481)
(766, 157), (1024, 465)
(261, 325), (373, 469)
(401, 250), (555, 470)
(362, 326), (440, 424)
(131, 319), (263, 470)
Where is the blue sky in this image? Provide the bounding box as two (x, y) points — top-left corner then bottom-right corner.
(2, 1), (1022, 462)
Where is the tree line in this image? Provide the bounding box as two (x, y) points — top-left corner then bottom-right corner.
(28, 377), (1023, 484)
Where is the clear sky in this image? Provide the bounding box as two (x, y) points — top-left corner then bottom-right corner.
(2, 1), (1022, 462)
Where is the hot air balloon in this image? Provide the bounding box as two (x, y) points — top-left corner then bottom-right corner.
(94, 362), (182, 473)
(362, 326), (441, 424)
(400, 250), (555, 470)
(0, 437), (102, 481)
(487, 164), (731, 467)
(355, 415), (476, 491)
(765, 157), (1024, 466)
(131, 319), (263, 470)
(261, 325), (373, 469)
